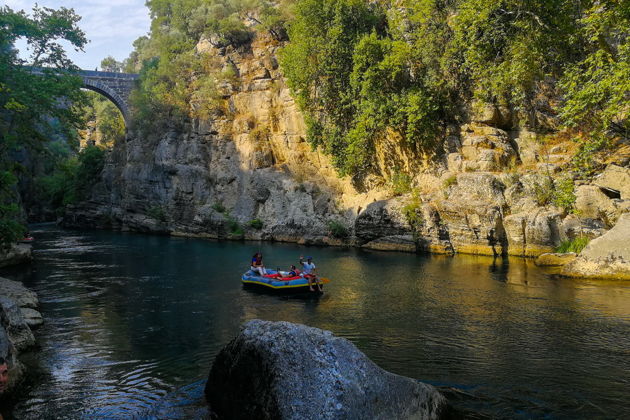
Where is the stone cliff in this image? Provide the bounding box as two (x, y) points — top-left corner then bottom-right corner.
(0, 277), (42, 394)
(63, 30), (630, 264)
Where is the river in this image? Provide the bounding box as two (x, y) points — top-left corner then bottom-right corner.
(2, 225), (629, 419)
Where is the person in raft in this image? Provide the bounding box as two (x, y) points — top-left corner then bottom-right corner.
(287, 265), (299, 277)
(299, 255), (322, 292)
(251, 252), (267, 276)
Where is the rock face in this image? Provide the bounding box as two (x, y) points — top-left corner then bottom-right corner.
(0, 244), (32, 268)
(0, 277), (42, 393)
(0, 296), (35, 351)
(205, 320), (446, 420)
(63, 31), (368, 243)
(562, 213), (630, 280)
(504, 209), (563, 257)
(594, 164), (630, 199)
(60, 22), (627, 262)
(356, 199), (417, 252)
(0, 277), (39, 309)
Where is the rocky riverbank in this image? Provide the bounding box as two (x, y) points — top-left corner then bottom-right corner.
(0, 277), (42, 394)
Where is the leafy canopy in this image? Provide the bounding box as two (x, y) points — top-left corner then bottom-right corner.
(0, 5), (87, 246)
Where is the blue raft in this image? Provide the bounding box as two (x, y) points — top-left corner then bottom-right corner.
(241, 269), (326, 294)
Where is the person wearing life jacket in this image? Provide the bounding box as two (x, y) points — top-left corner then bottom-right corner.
(287, 265), (299, 277)
(251, 252), (267, 276)
(299, 255), (322, 292)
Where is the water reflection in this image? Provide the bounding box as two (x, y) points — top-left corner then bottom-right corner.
(1, 226), (628, 419)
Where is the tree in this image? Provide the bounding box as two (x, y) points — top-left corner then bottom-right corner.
(100, 55), (123, 72)
(0, 5), (87, 246)
(560, 0), (630, 141)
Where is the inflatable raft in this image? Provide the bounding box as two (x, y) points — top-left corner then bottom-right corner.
(241, 269), (328, 294)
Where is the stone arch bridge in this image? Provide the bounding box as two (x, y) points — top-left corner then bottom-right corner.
(78, 70), (139, 123)
(29, 67), (139, 123)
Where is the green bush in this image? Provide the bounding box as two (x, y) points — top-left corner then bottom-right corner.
(212, 202), (226, 213)
(443, 175), (458, 189)
(0, 203), (25, 249)
(36, 145), (106, 214)
(556, 236), (589, 254)
(147, 206), (167, 222)
(402, 191), (424, 230)
(248, 219), (264, 229)
(390, 170), (412, 196)
(552, 177), (576, 212)
(328, 220), (349, 239)
(227, 215), (244, 236)
(533, 176), (555, 207)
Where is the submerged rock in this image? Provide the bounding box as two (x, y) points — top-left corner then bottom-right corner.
(562, 213), (630, 280)
(205, 320), (446, 420)
(535, 252), (577, 267)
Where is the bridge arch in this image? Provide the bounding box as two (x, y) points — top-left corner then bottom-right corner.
(82, 79), (130, 122)
(78, 70), (139, 126)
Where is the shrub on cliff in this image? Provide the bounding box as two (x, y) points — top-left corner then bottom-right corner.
(248, 219), (264, 229)
(328, 220), (349, 239)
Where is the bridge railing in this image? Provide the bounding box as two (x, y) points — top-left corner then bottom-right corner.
(24, 66), (139, 80)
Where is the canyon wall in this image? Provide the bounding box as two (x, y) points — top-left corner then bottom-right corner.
(63, 30), (630, 259)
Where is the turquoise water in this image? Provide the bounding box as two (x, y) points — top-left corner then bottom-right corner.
(3, 225), (630, 419)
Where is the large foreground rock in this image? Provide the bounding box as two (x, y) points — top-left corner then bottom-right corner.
(205, 320), (447, 420)
(562, 213), (630, 280)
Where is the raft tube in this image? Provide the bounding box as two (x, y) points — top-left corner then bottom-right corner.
(241, 269), (324, 293)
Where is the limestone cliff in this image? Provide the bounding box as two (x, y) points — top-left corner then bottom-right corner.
(63, 30), (630, 260)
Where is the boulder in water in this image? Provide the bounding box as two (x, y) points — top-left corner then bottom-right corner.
(562, 213), (630, 280)
(205, 320), (447, 419)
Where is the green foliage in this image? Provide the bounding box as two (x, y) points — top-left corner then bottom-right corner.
(443, 175), (458, 189)
(100, 56), (123, 72)
(0, 5), (87, 242)
(212, 202), (226, 213)
(556, 236), (590, 254)
(225, 213), (244, 235)
(390, 169), (412, 196)
(402, 190), (424, 231)
(0, 171), (25, 247)
(552, 177), (576, 212)
(37, 146), (105, 213)
(79, 91), (125, 146)
(327, 219), (349, 239)
(248, 218), (264, 229)
(127, 0), (290, 133)
(532, 176), (576, 211)
(147, 205), (167, 222)
(571, 134), (611, 178)
(560, 1), (630, 141)
(532, 176), (556, 207)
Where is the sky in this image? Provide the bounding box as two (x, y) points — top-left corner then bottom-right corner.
(5, 0), (151, 70)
